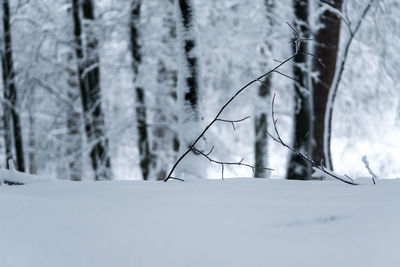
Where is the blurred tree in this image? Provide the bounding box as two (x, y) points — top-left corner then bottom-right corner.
(175, 0), (204, 179)
(151, 0), (179, 180)
(129, 0), (151, 180)
(65, 50), (83, 181)
(254, 0), (274, 178)
(72, 0), (112, 180)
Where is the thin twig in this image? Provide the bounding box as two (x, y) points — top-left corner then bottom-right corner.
(300, 52), (327, 69)
(168, 177), (185, 182)
(272, 70), (299, 82)
(216, 116), (251, 131)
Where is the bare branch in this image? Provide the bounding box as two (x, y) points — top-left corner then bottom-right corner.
(272, 70), (300, 82)
(164, 52), (297, 182)
(266, 93), (357, 185)
(286, 21), (299, 39)
(168, 177), (185, 182)
(300, 52), (327, 69)
(164, 23), (319, 182)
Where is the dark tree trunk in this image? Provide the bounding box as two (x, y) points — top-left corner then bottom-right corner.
(72, 0), (112, 180)
(254, 0), (274, 178)
(129, 0), (151, 181)
(311, 0), (342, 169)
(178, 0), (199, 110)
(1, 0), (25, 172)
(1, 54), (12, 168)
(287, 0), (312, 180)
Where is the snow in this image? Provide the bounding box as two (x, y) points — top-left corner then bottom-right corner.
(0, 169), (54, 185)
(1, 178), (399, 267)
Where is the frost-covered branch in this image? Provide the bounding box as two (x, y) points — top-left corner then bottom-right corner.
(266, 93), (357, 185)
(362, 155), (378, 185)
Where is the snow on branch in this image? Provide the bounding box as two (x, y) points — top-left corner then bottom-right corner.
(0, 168), (55, 186)
(362, 155), (378, 185)
(265, 93), (357, 185)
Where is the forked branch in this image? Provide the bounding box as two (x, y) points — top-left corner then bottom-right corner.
(193, 146), (273, 179)
(216, 116), (251, 131)
(266, 93), (357, 185)
(163, 53), (297, 182)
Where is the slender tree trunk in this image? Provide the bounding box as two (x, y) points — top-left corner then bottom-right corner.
(1, 0), (25, 171)
(311, 0), (342, 169)
(28, 86), (36, 174)
(1, 53), (12, 168)
(129, 0), (151, 181)
(254, 76), (270, 177)
(175, 0), (204, 179)
(254, 0), (274, 178)
(72, 0), (112, 180)
(287, 0), (312, 180)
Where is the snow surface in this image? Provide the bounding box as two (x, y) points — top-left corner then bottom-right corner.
(0, 178), (399, 267)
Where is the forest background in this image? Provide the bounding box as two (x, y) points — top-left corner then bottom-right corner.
(1, 0), (399, 182)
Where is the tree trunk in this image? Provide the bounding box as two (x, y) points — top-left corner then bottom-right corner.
(175, 0), (204, 179)
(287, 0), (312, 180)
(254, 0), (274, 178)
(129, 0), (151, 181)
(1, 53), (13, 168)
(311, 0), (342, 169)
(72, 0), (112, 180)
(28, 86), (37, 174)
(1, 0), (25, 172)
(254, 78), (270, 178)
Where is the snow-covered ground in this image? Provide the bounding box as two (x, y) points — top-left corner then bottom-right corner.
(0, 178), (399, 267)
